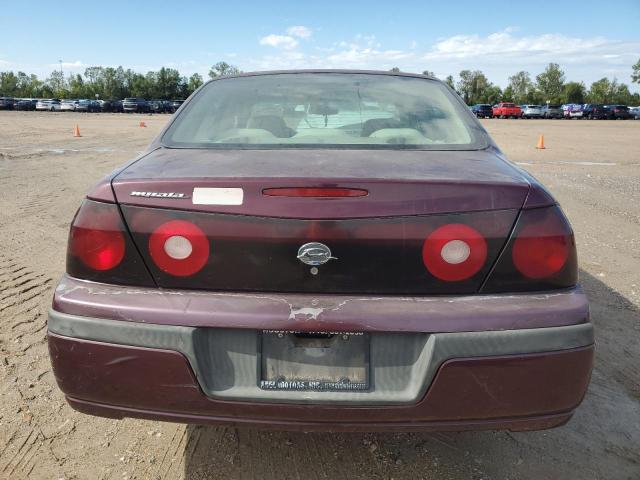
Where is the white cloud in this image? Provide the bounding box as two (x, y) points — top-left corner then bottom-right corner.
(259, 34), (298, 50)
(424, 31), (628, 62)
(49, 60), (87, 69)
(248, 29), (640, 92)
(286, 26), (312, 39)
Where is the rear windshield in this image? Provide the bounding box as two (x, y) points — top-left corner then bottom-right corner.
(547, 105), (560, 108)
(162, 73), (487, 150)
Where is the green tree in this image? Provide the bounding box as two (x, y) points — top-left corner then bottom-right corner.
(68, 74), (86, 98)
(632, 58), (640, 84)
(209, 62), (240, 79)
(444, 75), (455, 90)
(0, 71), (19, 95)
(187, 73), (204, 93)
(479, 84), (502, 105)
(506, 71), (534, 105)
(46, 70), (67, 98)
(389, 67), (401, 73)
(587, 78), (615, 104)
(457, 70), (491, 105)
(562, 81), (586, 104)
(502, 85), (514, 102)
(154, 67), (182, 99)
(422, 70), (435, 77)
(536, 63), (565, 103)
(611, 82), (633, 104)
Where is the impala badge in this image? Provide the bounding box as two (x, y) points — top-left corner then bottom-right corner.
(297, 242), (337, 266)
(130, 191), (188, 199)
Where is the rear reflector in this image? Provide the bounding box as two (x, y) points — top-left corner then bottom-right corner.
(148, 220), (209, 276)
(262, 188), (368, 198)
(422, 224), (487, 282)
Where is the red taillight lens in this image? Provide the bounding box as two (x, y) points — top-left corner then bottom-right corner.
(481, 205), (577, 293)
(69, 201), (125, 270)
(262, 188), (368, 198)
(512, 223), (569, 279)
(148, 220), (209, 276)
(422, 224), (488, 281)
(67, 200), (154, 286)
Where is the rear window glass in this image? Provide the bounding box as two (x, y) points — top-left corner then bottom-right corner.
(163, 73), (487, 150)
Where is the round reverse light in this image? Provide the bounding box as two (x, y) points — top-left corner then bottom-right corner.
(440, 240), (471, 265)
(149, 220), (209, 276)
(422, 224), (487, 282)
(164, 235), (193, 260)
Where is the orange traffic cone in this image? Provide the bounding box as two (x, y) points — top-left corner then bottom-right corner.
(139, 121), (147, 128)
(536, 134), (545, 149)
(73, 124), (81, 137)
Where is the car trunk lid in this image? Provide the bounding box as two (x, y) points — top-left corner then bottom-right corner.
(111, 147), (531, 294)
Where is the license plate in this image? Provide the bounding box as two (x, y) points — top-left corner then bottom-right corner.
(260, 330), (369, 391)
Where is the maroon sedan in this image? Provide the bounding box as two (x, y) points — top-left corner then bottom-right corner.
(48, 71), (593, 432)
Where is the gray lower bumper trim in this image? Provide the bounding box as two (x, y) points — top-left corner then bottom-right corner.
(48, 309), (594, 405)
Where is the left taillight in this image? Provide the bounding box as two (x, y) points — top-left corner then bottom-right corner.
(66, 200), (155, 286)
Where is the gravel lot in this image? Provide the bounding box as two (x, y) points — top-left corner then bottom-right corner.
(0, 112), (638, 480)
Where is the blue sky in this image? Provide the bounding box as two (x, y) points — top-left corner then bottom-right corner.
(2, 0), (639, 91)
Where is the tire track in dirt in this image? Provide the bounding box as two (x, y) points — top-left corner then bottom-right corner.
(0, 429), (44, 478)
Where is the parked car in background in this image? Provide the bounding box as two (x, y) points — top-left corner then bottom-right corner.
(60, 99), (79, 111)
(170, 99), (185, 113)
(607, 105), (631, 120)
(111, 99), (124, 113)
(148, 99), (170, 114)
(48, 70), (593, 433)
(492, 102), (521, 118)
(75, 99), (101, 112)
(581, 104), (610, 120)
(540, 104), (563, 119)
(14, 99), (38, 111)
(123, 97), (149, 113)
(0, 97), (15, 110)
(470, 104), (493, 118)
(96, 99), (108, 111)
(36, 99), (61, 111)
(563, 104), (583, 119)
(521, 105), (543, 119)
(630, 106), (640, 119)
(568, 104), (585, 119)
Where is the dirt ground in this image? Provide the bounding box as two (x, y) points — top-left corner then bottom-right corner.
(0, 111), (638, 480)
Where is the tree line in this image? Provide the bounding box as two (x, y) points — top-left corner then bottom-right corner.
(419, 60), (640, 106)
(0, 62), (240, 100)
(1, 59), (639, 105)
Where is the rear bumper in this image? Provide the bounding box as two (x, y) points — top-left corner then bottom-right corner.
(49, 330), (593, 432)
(48, 277), (594, 431)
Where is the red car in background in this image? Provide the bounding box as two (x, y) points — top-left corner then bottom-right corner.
(493, 102), (522, 118)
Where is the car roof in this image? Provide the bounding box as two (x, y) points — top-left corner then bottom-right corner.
(203, 69), (440, 85)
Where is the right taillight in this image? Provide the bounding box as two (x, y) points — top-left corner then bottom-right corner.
(67, 200), (155, 286)
(481, 205), (577, 293)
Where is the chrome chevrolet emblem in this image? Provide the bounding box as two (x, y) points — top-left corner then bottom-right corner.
(297, 242), (337, 266)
